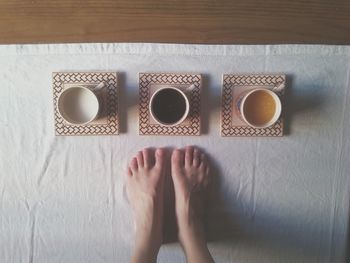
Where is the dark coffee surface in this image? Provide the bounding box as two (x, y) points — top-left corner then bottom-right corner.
(151, 88), (187, 125)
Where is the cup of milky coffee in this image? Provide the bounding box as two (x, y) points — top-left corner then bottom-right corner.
(149, 86), (190, 127)
(57, 83), (104, 125)
(236, 88), (281, 128)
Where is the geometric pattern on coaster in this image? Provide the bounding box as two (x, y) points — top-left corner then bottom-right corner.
(221, 74), (285, 137)
(139, 73), (201, 136)
(53, 72), (118, 136)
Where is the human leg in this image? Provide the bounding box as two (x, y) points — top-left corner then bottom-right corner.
(171, 146), (214, 263)
(126, 148), (166, 263)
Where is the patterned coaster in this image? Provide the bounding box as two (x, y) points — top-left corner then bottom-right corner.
(53, 72), (118, 136)
(139, 73), (201, 136)
(221, 74), (285, 137)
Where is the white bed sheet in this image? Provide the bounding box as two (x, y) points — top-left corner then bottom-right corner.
(0, 44), (349, 263)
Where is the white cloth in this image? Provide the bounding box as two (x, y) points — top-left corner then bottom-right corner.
(0, 44), (349, 263)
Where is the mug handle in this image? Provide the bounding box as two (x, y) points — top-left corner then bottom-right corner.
(187, 84), (195, 92)
(272, 82), (284, 93)
(92, 82), (105, 92)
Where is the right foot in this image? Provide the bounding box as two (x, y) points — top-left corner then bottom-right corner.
(126, 148), (166, 261)
(171, 146), (210, 243)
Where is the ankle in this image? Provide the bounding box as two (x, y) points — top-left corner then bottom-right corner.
(178, 224), (210, 263)
(178, 212), (205, 246)
(132, 240), (160, 263)
(176, 197), (203, 231)
(135, 220), (163, 248)
(134, 202), (163, 252)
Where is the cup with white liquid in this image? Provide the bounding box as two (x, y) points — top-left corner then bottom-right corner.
(57, 83), (104, 125)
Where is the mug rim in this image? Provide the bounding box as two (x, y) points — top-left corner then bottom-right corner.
(149, 86), (190, 127)
(240, 88), (282, 129)
(57, 86), (100, 125)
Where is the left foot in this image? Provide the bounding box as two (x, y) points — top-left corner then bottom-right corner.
(126, 148), (166, 259)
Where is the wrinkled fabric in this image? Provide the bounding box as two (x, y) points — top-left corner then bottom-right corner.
(0, 44), (349, 263)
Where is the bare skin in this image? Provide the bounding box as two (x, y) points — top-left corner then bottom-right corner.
(171, 146), (214, 263)
(127, 146), (214, 263)
(126, 148), (165, 263)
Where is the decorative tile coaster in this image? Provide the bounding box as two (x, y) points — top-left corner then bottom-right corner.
(53, 72), (118, 136)
(221, 74), (285, 137)
(139, 73), (201, 136)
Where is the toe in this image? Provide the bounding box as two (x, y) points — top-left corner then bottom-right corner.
(201, 163), (210, 181)
(143, 148), (153, 168)
(193, 148), (200, 167)
(171, 148), (184, 170)
(130, 157), (138, 173)
(206, 165), (210, 176)
(136, 151), (144, 168)
(155, 148), (165, 168)
(199, 153), (207, 168)
(127, 167), (132, 177)
(185, 146), (194, 167)
(202, 171), (211, 189)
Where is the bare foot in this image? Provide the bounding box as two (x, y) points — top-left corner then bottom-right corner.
(171, 146), (214, 263)
(126, 148), (165, 263)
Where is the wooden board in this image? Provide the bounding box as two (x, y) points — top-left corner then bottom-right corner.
(1, 0), (350, 44)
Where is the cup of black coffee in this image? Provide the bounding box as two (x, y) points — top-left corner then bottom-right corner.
(149, 87), (190, 126)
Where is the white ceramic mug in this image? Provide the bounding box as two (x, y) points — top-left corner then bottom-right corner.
(149, 86), (190, 127)
(236, 88), (282, 128)
(57, 83), (104, 125)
